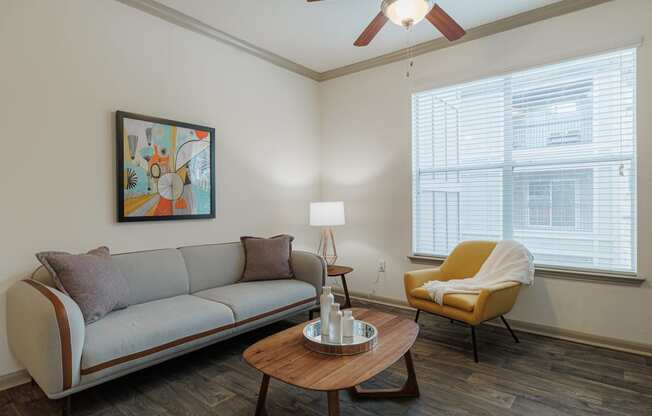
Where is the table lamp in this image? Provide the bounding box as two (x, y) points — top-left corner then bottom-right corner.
(310, 201), (345, 265)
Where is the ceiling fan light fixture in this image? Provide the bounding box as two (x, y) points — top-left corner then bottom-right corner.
(381, 0), (433, 28)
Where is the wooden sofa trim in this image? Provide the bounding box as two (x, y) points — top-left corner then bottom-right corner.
(80, 296), (317, 375)
(23, 280), (73, 390)
(233, 297), (316, 327)
(80, 322), (234, 375)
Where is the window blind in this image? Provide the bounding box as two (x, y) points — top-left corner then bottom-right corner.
(412, 48), (637, 274)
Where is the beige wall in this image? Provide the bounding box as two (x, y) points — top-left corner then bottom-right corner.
(320, 0), (652, 346)
(0, 0), (321, 375)
(1, 0), (650, 381)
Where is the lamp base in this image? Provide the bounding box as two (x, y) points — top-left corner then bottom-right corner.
(317, 227), (338, 265)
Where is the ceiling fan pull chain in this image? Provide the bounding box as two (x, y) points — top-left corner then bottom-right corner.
(406, 27), (414, 79)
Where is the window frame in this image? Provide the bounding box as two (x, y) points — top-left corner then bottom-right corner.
(410, 47), (639, 281)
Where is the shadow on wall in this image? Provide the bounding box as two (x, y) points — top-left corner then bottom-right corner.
(320, 153), (412, 299)
(510, 280), (557, 325)
(322, 129), (410, 189)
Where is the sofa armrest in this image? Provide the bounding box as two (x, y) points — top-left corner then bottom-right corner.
(291, 250), (326, 298)
(474, 281), (522, 322)
(7, 280), (85, 397)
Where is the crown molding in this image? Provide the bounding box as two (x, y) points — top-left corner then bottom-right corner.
(115, 0), (322, 81)
(319, 0), (613, 81)
(116, 0), (613, 83)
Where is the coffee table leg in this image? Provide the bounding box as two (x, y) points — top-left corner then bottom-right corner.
(351, 350), (420, 398)
(255, 374), (270, 416)
(340, 275), (351, 309)
(327, 390), (340, 416)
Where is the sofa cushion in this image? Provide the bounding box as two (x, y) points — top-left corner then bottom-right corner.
(240, 235), (295, 282)
(179, 243), (244, 293)
(410, 287), (478, 312)
(81, 295), (234, 377)
(194, 280), (316, 323)
(35, 246), (129, 324)
(111, 249), (190, 305)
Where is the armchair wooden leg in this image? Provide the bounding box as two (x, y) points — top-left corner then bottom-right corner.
(501, 316), (519, 343)
(470, 326), (479, 363)
(414, 309), (420, 323)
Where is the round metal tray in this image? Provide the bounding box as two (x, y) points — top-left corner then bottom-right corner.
(302, 320), (378, 356)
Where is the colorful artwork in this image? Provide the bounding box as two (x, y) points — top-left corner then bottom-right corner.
(116, 111), (215, 222)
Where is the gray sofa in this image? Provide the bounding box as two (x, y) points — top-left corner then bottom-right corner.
(6, 242), (325, 400)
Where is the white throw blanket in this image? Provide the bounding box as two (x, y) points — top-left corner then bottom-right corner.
(422, 241), (534, 305)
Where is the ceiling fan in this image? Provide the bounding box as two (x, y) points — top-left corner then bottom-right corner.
(307, 0), (466, 47)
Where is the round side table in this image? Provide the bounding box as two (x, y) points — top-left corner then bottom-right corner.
(328, 265), (354, 309)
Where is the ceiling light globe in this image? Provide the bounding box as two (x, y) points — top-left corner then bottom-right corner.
(382, 0), (433, 28)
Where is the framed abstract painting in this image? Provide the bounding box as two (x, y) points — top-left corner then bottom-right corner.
(116, 111), (215, 222)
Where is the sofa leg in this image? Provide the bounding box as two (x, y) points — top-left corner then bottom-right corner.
(414, 309), (420, 323)
(470, 326), (479, 363)
(501, 316), (519, 343)
(62, 395), (71, 416)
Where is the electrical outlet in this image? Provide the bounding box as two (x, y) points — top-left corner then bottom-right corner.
(377, 260), (386, 273)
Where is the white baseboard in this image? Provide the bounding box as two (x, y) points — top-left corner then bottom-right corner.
(486, 319), (652, 357)
(336, 288), (652, 358)
(0, 369), (30, 392)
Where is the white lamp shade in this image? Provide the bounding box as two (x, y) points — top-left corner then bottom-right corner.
(310, 201), (346, 226)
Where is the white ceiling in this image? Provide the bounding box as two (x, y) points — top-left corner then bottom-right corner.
(158, 0), (561, 73)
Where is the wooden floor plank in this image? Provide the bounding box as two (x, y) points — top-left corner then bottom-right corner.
(2, 299), (651, 415)
(0, 403), (21, 416)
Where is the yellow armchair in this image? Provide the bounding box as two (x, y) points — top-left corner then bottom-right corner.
(405, 241), (522, 362)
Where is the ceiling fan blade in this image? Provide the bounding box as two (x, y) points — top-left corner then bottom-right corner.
(354, 11), (388, 47)
(426, 4), (466, 41)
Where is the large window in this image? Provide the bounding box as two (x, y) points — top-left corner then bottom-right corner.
(412, 49), (636, 274)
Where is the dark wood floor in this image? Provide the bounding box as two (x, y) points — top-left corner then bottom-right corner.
(2, 298), (652, 416)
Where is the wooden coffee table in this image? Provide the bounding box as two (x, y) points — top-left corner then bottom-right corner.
(243, 308), (420, 415)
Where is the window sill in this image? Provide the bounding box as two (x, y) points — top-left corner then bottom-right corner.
(407, 255), (645, 286)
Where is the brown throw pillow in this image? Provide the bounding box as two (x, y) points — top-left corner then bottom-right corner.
(35, 246), (129, 324)
(240, 235), (295, 282)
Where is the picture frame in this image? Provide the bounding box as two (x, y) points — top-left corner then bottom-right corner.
(116, 111), (216, 222)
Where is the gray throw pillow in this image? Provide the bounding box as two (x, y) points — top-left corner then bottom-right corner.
(240, 235), (295, 282)
(35, 246), (129, 324)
